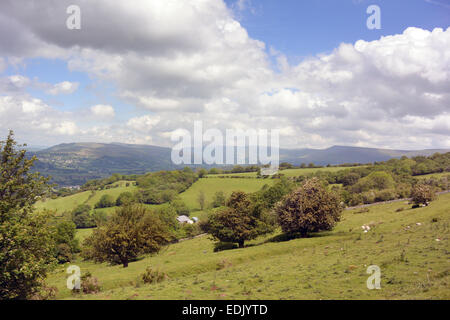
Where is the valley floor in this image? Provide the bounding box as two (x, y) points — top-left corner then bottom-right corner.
(47, 193), (450, 300)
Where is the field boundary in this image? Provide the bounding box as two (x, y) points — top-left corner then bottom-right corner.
(345, 189), (450, 210)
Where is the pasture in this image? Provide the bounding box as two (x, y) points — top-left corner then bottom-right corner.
(47, 192), (450, 300)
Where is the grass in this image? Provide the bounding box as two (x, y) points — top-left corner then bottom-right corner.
(47, 192), (450, 300)
(178, 178), (275, 211)
(35, 181), (138, 214)
(207, 166), (362, 178)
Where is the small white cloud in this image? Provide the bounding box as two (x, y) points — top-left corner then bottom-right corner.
(127, 115), (160, 132)
(47, 81), (79, 95)
(90, 104), (116, 118)
(8, 75), (30, 88)
(54, 121), (78, 135)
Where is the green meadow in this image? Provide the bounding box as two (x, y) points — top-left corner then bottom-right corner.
(207, 166), (361, 178)
(37, 177), (274, 221)
(47, 191), (450, 300)
(35, 181), (137, 213)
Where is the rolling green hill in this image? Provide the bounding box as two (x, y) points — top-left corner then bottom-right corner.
(30, 142), (449, 186)
(46, 192), (450, 300)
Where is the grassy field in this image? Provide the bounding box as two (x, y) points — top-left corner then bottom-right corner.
(207, 166), (361, 178)
(35, 181), (137, 214)
(47, 192), (450, 300)
(36, 178), (274, 221)
(179, 178), (274, 211)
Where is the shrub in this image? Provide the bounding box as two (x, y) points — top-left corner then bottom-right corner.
(274, 178), (343, 237)
(211, 191), (226, 208)
(94, 195), (115, 209)
(141, 267), (167, 284)
(115, 192), (135, 206)
(55, 243), (73, 264)
(80, 271), (101, 294)
(411, 184), (435, 207)
(71, 204), (95, 228)
(53, 221), (80, 262)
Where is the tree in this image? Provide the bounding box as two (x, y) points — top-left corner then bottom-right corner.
(411, 183), (435, 207)
(82, 205), (171, 267)
(95, 194), (115, 209)
(71, 204), (95, 228)
(197, 190), (206, 210)
(274, 178), (342, 237)
(53, 221), (80, 263)
(201, 191), (274, 248)
(0, 130), (55, 299)
(115, 191), (135, 206)
(197, 168), (208, 178)
(211, 191), (226, 208)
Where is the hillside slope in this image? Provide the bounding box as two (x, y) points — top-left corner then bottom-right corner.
(47, 192), (450, 300)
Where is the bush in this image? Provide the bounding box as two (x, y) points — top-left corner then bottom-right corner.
(71, 204), (95, 228)
(274, 178), (343, 237)
(115, 192), (135, 206)
(211, 191), (226, 208)
(80, 271), (101, 294)
(55, 243), (73, 264)
(53, 221), (80, 262)
(141, 267), (167, 284)
(95, 195), (115, 209)
(411, 184), (435, 207)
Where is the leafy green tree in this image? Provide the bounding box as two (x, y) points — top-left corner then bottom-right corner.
(71, 204), (95, 228)
(211, 191), (226, 208)
(201, 191), (274, 248)
(82, 205), (171, 267)
(274, 178), (342, 237)
(115, 191), (135, 206)
(53, 221), (80, 263)
(95, 194), (115, 209)
(197, 168), (208, 178)
(0, 130), (55, 299)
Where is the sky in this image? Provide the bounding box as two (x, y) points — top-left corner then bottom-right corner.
(0, 0), (449, 150)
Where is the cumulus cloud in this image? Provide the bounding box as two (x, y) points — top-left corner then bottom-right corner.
(90, 104), (115, 118)
(0, 0), (449, 150)
(47, 81), (79, 95)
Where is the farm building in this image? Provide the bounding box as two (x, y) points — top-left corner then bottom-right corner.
(177, 215), (194, 224)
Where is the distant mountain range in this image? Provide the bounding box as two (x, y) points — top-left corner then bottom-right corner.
(30, 142), (449, 186)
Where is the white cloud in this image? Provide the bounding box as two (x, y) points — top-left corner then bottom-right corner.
(47, 81), (79, 95)
(90, 104), (115, 118)
(0, 1), (449, 150)
(127, 115), (161, 132)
